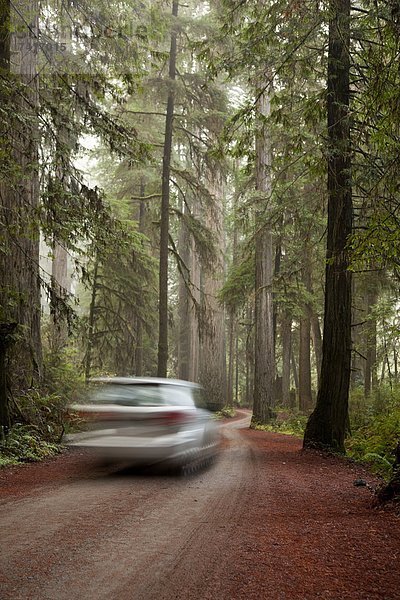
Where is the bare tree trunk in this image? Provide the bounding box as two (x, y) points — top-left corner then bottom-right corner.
(199, 171), (227, 411)
(299, 241), (313, 411)
(252, 79), (275, 425)
(50, 4), (73, 352)
(85, 257), (99, 382)
(281, 312), (292, 407)
(364, 286), (378, 397)
(0, 2), (42, 394)
(310, 311), (322, 387)
(134, 188), (146, 376)
(304, 0), (352, 452)
(178, 204), (191, 381)
(158, 0), (179, 377)
(245, 303), (254, 408)
(227, 200), (238, 405)
(227, 309), (235, 406)
(189, 247), (201, 382)
(0, 324), (16, 433)
(299, 315), (313, 411)
(235, 329), (239, 404)
(50, 241), (69, 350)
(291, 345), (299, 395)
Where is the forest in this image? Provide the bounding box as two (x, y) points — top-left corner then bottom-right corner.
(0, 0), (399, 499)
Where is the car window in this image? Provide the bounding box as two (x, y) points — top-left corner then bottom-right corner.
(89, 384), (194, 407)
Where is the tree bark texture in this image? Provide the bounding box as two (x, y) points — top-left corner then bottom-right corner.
(0, 0), (10, 71)
(252, 83), (275, 425)
(199, 171), (227, 411)
(281, 312), (292, 407)
(227, 308), (236, 406)
(134, 187), (146, 377)
(310, 310), (323, 387)
(188, 248), (201, 382)
(157, 0), (179, 377)
(0, 2), (42, 392)
(178, 207), (191, 381)
(177, 195), (201, 383)
(364, 285), (378, 397)
(299, 315), (313, 411)
(245, 303), (254, 408)
(299, 242), (313, 411)
(50, 241), (69, 350)
(304, 0), (352, 452)
(84, 258), (99, 382)
(0, 323), (16, 431)
(50, 6), (73, 352)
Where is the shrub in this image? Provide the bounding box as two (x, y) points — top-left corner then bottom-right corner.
(347, 385), (400, 479)
(254, 410), (308, 436)
(0, 424), (59, 465)
(215, 406), (237, 419)
(1, 347), (87, 466)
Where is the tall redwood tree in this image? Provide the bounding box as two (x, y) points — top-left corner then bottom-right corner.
(303, 0), (352, 452)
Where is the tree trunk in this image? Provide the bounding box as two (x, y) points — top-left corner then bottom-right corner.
(227, 309), (234, 405)
(364, 287), (378, 397)
(50, 241), (69, 351)
(299, 241), (313, 411)
(310, 310), (323, 387)
(291, 345), (299, 396)
(245, 303), (254, 408)
(299, 315), (313, 411)
(50, 4), (73, 352)
(0, 0), (10, 70)
(0, 2), (43, 392)
(134, 181), (146, 376)
(188, 246), (201, 382)
(281, 312), (292, 407)
(252, 80), (275, 425)
(199, 171), (227, 411)
(157, 0), (179, 377)
(178, 204), (191, 381)
(227, 200), (238, 405)
(85, 258), (99, 382)
(304, 0), (352, 452)
(0, 324), (17, 433)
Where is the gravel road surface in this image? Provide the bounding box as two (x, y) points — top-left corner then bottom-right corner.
(1, 412), (399, 600)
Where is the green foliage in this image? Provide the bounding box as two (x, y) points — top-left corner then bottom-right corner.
(254, 410), (308, 436)
(215, 406), (237, 419)
(42, 345), (87, 404)
(0, 425), (59, 466)
(347, 385), (400, 479)
(0, 347), (87, 466)
(219, 249), (254, 310)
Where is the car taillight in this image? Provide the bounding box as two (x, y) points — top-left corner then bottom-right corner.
(160, 411), (191, 426)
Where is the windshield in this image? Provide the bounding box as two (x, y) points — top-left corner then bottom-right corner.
(89, 384), (195, 407)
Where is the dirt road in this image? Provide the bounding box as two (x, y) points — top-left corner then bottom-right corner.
(1, 413), (399, 600)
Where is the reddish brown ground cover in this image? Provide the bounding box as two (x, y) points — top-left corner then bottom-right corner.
(0, 417), (399, 599)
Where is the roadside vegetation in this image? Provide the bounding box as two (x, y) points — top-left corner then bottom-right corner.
(253, 385), (400, 482)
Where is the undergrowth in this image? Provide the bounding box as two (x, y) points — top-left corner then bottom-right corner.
(0, 347), (86, 466)
(250, 386), (399, 481)
(253, 410), (308, 437)
(215, 406), (237, 419)
(0, 425), (59, 467)
(346, 385), (400, 480)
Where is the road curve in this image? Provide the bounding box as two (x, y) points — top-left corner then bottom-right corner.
(0, 412), (255, 600)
